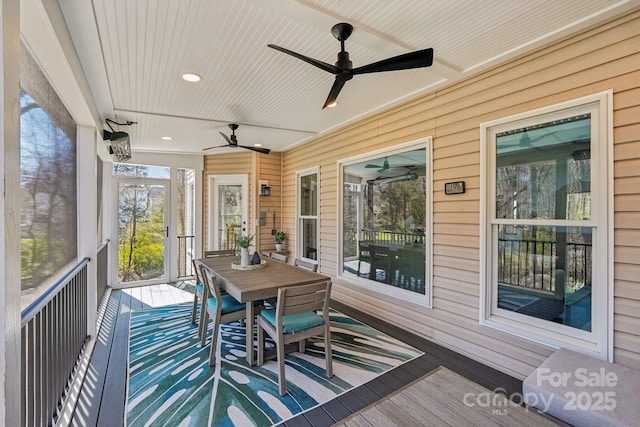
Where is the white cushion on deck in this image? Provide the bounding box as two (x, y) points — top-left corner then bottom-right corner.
(523, 348), (640, 427)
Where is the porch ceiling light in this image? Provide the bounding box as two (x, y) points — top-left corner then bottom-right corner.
(103, 118), (136, 162)
(103, 130), (132, 161)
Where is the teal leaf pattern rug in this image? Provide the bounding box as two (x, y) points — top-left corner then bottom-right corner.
(127, 303), (422, 426)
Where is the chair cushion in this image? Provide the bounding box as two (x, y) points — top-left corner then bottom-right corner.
(195, 283), (204, 295)
(207, 294), (246, 315)
(261, 308), (325, 333)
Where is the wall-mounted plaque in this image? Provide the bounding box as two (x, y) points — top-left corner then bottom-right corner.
(444, 181), (465, 195)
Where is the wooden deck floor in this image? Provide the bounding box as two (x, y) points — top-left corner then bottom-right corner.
(69, 282), (539, 427)
(334, 367), (561, 427)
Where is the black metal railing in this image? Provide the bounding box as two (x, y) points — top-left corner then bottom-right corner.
(96, 240), (109, 305)
(498, 238), (592, 292)
(344, 229), (424, 258)
(361, 229), (423, 246)
(21, 258), (90, 426)
(177, 235), (195, 277)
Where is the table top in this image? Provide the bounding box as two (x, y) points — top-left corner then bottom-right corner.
(198, 256), (329, 303)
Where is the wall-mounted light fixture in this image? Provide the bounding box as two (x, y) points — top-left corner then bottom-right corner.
(261, 184), (271, 196)
(103, 118), (136, 162)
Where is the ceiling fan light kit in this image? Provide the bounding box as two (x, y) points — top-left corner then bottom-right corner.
(268, 22), (434, 109)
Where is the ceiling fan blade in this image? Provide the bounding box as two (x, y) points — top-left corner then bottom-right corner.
(352, 48), (433, 75)
(238, 144), (271, 154)
(323, 78), (347, 109)
(268, 44), (341, 74)
(219, 131), (236, 146)
(202, 144), (228, 151)
(365, 164), (382, 168)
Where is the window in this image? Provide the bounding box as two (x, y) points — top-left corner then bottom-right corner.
(177, 168), (196, 277)
(113, 163), (170, 178)
(297, 168), (319, 262)
(481, 92), (611, 358)
(20, 44), (78, 309)
(339, 142), (431, 303)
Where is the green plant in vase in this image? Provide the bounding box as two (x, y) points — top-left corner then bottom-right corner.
(274, 231), (286, 251)
(235, 234), (254, 249)
(235, 234), (254, 266)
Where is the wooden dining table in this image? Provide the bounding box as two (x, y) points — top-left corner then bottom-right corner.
(198, 255), (329, 365)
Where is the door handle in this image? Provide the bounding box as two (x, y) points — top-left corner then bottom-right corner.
(166, 226), (169, 238)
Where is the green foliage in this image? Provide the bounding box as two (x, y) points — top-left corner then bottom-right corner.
(235, 233), (254, 248)
(117, 184), (166, 282)
(274, 231), (287, 243)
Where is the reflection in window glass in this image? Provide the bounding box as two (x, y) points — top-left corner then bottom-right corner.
(298, 171), (318, 261)
(496, 114), (591, 220)
(177, 168), (196, 277)
(219, 185), (243, 250)
(20, 47), (78, 309)
(113, 163), (170, 179)
(301, 218), (318, 260)
(497, 225), (592, 331)
(300, 174), (317, 216)
(494, 113), (593, 331)
(342, 148), (427, 294)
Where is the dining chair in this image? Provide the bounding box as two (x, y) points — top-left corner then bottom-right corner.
(372, 244), (393, 284)
(257, 280), (333, 396)
(190, 259), (207, 339)
(204, 249), (235, 257)
(198, 262), (248, 366)
(357, 240), (373, 277)
(270, 252), (288, 263)
(294, 258), (318, 272)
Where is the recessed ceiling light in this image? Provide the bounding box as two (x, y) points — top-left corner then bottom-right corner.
(326, 100), (338, 108)
(161, 136), (173, 141)
(182, 73), (202, 82)
(254, 143), (263, 147)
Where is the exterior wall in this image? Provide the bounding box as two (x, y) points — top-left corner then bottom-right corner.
(282, 9), (640, 378)
(203, 151), (282, 254)
(255, 151), (283, 253)
(203, 152), (254, 251)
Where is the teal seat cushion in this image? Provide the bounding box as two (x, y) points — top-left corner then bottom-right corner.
(207, 294), (246, 315)
(261, 308), (325, 333)
(195, 283), (204, 295)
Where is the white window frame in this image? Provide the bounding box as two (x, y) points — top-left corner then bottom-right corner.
(480, 91), (613, 360)
(336, 138), (433, 307)
(296, 166), (320, 264)
(207, 174), (249, 251)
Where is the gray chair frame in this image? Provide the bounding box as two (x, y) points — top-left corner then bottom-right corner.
(190, 259), (208, 340)
(204, 249), (235, 257)
(198, 261), (248, 366)
(294, 258), (318, 272)
(257, 280), (333, 395)
(270, 252), (288, 263)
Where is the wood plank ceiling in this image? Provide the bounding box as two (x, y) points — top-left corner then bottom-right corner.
(59, 0), (637, 156)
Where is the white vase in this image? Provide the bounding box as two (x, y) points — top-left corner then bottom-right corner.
(240, 248), (249, 267)
(275, 243), (283, 252)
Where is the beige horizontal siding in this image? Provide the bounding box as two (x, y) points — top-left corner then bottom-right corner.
(276, 8), (640, 378)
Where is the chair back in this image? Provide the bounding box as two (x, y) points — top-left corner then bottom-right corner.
(270, 252), (288, 263)
(204, 249), (235, 257)
(358, 240), (373, 261)
(276, 280), (331, 318)
(294, 258), (318, 272)
(192, 259), (204, 285)
(198, 261), (222, 301)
